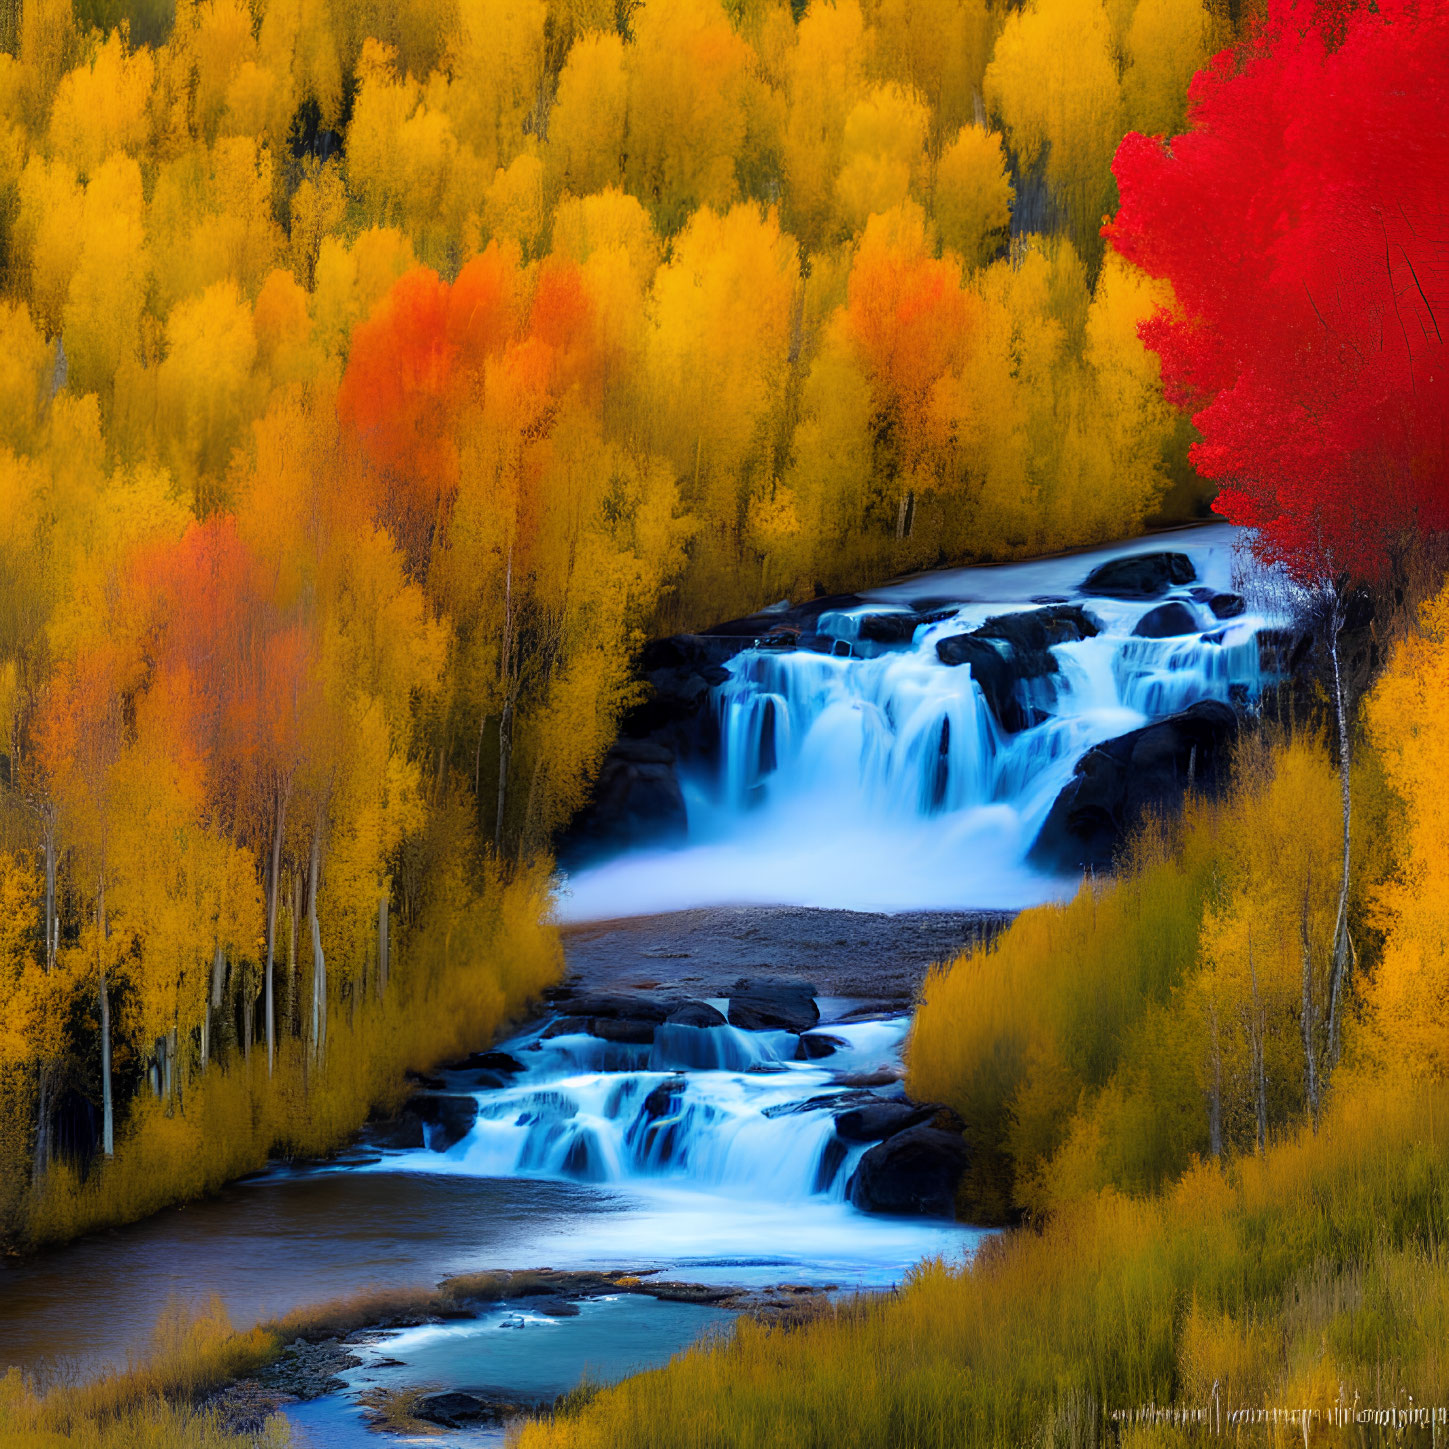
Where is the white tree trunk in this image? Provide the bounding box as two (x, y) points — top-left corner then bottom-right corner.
(309, 832), (327, 1061)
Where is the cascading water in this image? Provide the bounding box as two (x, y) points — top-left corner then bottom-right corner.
(558, 524), (1284, 921)
(372, 1015), (910, 1205)
(358, 1004), (980, 1285)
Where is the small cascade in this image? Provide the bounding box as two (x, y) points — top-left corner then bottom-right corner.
(370, 1016), (912, 1206)
(558, 524), (1289, 920)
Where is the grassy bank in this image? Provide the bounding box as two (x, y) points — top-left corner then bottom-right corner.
(512, 1076), (1449, 1449)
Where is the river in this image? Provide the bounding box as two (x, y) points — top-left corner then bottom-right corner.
(0, 525), (1283, 1443)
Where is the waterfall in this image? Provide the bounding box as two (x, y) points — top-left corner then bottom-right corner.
(367, 1016), (912, 1205)
(558, 524), (1284, 920)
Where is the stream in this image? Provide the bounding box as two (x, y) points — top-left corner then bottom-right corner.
(0, 525), (1285, 1445)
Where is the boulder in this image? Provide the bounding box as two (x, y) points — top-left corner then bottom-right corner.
(728, 978), (820, 1033)
(589, 1016), (657, 1045)
(936, 605), (1098, 732)
(565, 739), (687, 853)
(1208, 592), (1246, 619)
(562, 993), (674, 1023)
(796, 1032), (849, 1061)
(1029, 699), (1240, 873)
(847, 1126), (970, 1217)
(460, 1049), (525, 1075)
(1132, 601), (1200, 638)
(665, 1001), (728, 1029)
(415, 1094), (479, 1152)
(414, 1392), (488, 1427)
(857, 612), (922, 645)
(834, 1100), (936, 1143)
(1081, 551), (1196, 599)
(366, 1108), (425, 1150)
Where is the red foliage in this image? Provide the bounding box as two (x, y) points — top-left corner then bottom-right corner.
(1107, 0), (1449, 583)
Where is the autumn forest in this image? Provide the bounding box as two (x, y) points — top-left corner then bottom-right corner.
(0, 0), (1445, 1443)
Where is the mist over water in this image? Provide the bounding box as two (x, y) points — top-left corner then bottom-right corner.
(558, 525), (1279, 922)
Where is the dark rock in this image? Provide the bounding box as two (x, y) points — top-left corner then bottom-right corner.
(566, 741), (687, 854)
(835, 1068), (905, 1088)
(974, 604), (1099, 656)
(1029, 699), (1240, 873)
(415, 1094), (479, 1151)
(665, 1001), (728, 1029)
(1132, 601), (1200, 638)
(531, 1297), (582, 1317)
(728, 978), (820, 1032)
(847, 1126), (970, 1217)
(796, 1032), (849, 1060)
(462, 1050), (525, 1075)
(936, 606), (1098, 732)
(542, 1015), (592, 1038)
(404, 1070), (446, 1090)
(462, 1069), (508, 1090)
(1081, 551), (1196, 599)
(834, 1100), (936, 1143)
(415, 1391), (488, 1427)
(813, 1134), (848, 1193)
(366, 1107), (426, 1150)
(589, 1016), (657, 1045)
(858, 612), (922, 645)
(562, 994), (674, 1024)
(1208, 592), (1246, 619)
(642, 1078), (686, 1118)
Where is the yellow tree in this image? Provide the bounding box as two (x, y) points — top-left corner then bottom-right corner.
(1122, 0), (1211, 138)
(834, 81), (929, 233)
(934, 124), (1013, 271)
(644, 203), (798, 607)
(545, 30), (628, 201)
(624, 0), (753, 233)
(984, 0), (1123, 261)
(780, 0), (867, 249)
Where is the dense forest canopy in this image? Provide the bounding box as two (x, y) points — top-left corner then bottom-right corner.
(0, 0), (1232, 1246)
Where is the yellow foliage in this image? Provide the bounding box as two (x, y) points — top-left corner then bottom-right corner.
(48, 30), (154, 177)
(934, 124), (1013, 270)
(835, 81), (929, 231)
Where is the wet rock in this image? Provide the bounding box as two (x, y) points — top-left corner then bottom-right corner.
(796, 1032), (849, 1060)
(728, 978), (820, 1032)
(589, 1016), (657, 1045)
(813, 1134), (848, 1193)
(415, 1094), (479, 1152)
(857, 612), (923, 645)
(1132, 601), (1200, 638)
(847, 1126), (971, 1217)
(974, 604), (1099, 657)
(936, 605), (1098, 732)
(542, 1015), (593, 1038)
(566, 739), (687, 854)
(834, 1100), (935, 1143)
(1208, 591), (1246, 619)
(531, 1297), (582, 1317)
(1029, 699), (1239, 873)
(414, 1391), (488, 1427)
(561, 993), (674, 1024)
(365, 1107), (425, 1150)
(665, 1000), (727, 1029)
(1081, 551), (1196, 599)
(642, 1078), (686, 1118)
(404, 1070), (446, 1091)
(835, 1067), (905, 1088)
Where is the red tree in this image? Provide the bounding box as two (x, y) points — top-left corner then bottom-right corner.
(1106, 0), (1449, 1075)
(1107, 0), (1448, 585)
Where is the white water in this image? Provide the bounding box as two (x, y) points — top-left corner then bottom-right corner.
(558, 524), (1282, 921)
(364, 1011), (979, 1287)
